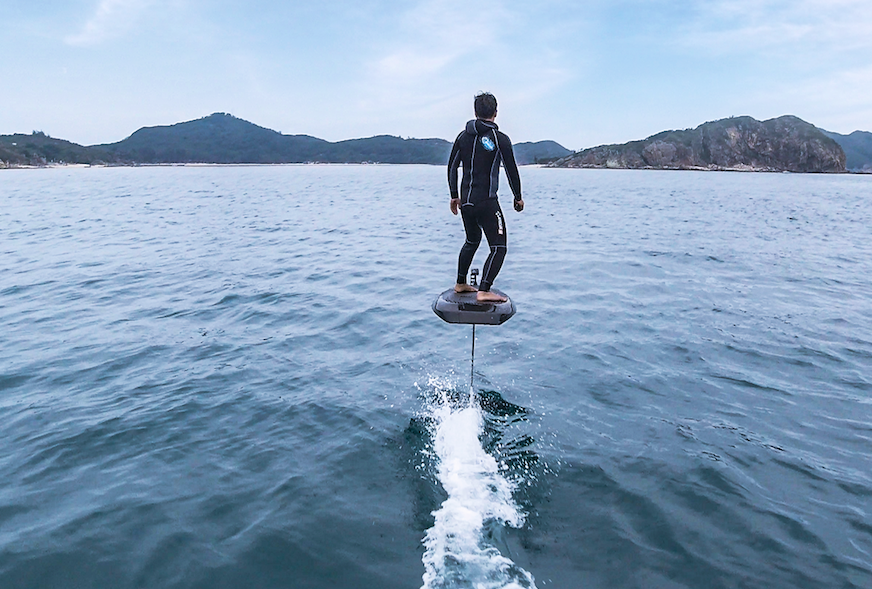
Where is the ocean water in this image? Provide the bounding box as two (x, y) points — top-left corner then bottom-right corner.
(1, 164), (870, 589)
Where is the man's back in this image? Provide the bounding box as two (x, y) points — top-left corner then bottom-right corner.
(448, 118), (522, 207)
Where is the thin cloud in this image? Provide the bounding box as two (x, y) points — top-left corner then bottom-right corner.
(791, 64), (872, 132)
(359, 0), (573, 138)
(679, 0), (872, 53)
(65, 0), (155, 46)
(369, 0), (504, 81)
(354, 0), (506, 133)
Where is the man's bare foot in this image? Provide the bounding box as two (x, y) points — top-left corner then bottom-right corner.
(455, 283), (477, 293)
(477, 290), (507, 303)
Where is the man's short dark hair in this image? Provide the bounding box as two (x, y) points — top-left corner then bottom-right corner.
(474, 92), (498, 119)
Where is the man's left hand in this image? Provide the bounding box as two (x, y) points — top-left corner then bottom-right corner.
(450, 198), (460, 215)
(514, 199), (524, 212)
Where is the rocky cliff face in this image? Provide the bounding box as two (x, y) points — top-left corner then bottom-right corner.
(551, 115), (846, 173)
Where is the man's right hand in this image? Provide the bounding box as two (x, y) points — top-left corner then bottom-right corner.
(450, 198), (460, 215)
(514, 199), (524, 212)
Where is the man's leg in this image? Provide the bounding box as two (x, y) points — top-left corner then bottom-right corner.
(477, 200), (507, 302)
(456, 206), (481, 292)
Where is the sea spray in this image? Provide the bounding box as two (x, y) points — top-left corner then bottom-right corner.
(420, 377), (536, 589)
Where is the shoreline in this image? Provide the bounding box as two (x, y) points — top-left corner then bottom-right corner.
(3, 161), (870, 173)
(547, 163), (871, 174)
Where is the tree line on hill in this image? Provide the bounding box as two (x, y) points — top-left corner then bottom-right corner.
(0, 113), (571, 167)
(2, 112), (870, 172)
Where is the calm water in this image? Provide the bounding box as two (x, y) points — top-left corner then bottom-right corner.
(1, 165), (870, 589)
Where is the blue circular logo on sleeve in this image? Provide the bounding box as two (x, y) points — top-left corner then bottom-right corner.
(480, 136), (496, 151)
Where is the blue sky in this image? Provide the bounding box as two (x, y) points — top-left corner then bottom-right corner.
(2, 0), (870, 149)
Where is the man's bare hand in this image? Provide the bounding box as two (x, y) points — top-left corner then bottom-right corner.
(514, 199), (524, 212)
(450, 198), (460, 215)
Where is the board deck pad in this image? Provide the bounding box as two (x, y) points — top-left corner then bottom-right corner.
(432, 288), (516, 325)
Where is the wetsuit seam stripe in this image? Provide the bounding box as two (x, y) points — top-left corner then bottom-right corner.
(448, 144), (462, 196)
(466, 134), (476, 206)
(490, 129), (499, 199)
(492, 130), (504, 199)
(481, 244), (507, 285)
(481, 245), (508, 284)
(499, 133), (521, 199)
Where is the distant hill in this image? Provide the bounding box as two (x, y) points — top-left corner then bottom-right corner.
(99, 114), (325, 164)
(0, 113), (570, 167)
(98, 113), (570, 165)
(0, 132), (113, 166)
(96, 114), (455, 164)
(513, 140), (572, 164)
(550, 115), (846, 173)
(822, 130), (872, 172)
(12, 112), (864, 172)
(314, 135), (451, 165)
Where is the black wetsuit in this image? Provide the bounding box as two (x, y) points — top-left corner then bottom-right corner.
(447, 119), (522, 292)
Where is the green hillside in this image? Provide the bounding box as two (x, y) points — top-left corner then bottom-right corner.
(0, 132), (114, 166)
(822, 130), (872, 172)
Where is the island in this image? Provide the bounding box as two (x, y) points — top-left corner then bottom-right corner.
(548, 115), (847, 173)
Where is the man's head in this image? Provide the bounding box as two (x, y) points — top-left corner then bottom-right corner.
(474, 92), (498, 120)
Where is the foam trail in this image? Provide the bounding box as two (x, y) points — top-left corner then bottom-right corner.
(421, 378), (537, 589)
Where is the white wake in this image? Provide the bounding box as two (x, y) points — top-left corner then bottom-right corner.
(420, 378), (537, 589)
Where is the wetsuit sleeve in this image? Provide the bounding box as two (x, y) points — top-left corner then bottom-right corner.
(447, 133), (463, 199)
(498, 133), (522, 201)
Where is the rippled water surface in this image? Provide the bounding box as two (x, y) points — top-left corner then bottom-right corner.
(1, 165), (871, 589)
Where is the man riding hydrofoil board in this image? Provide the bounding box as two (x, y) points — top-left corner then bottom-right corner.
(447, 92), (525, 303)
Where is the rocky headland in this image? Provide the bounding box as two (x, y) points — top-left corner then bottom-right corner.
(550, 115), (847, 173)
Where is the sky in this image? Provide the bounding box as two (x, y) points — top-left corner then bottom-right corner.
(1, 0), (870, 149)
